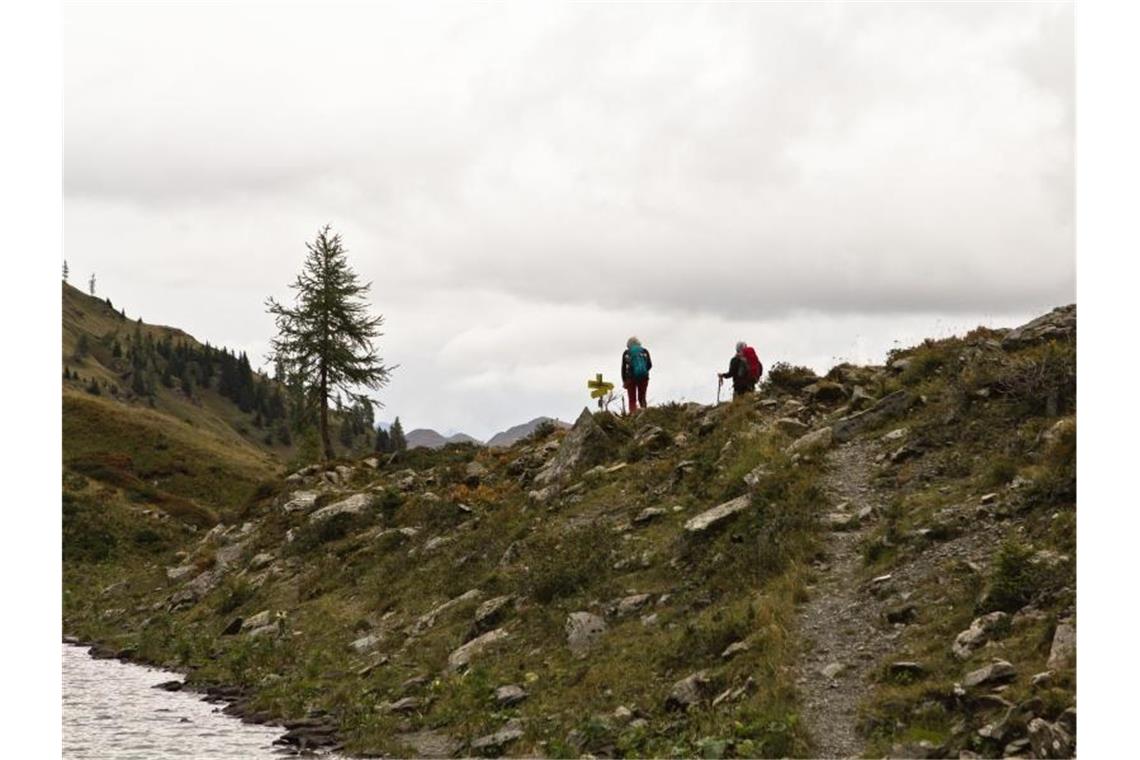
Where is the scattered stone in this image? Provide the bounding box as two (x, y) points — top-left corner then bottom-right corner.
(282, 491), (320, 514)
(422, 535), (455, 553)
(153, 680), (183, 692)
(821, 662), (846, 679)
(824, 512), (859, 531)
(885, 604), (917, 625)
(786, 427), (833, 456)
(166, 564), (196, 582)
(309, 493), (373, 523)
(963, 660), (1017, 689)
(1046, 621), (1075, 670)
(494, 685), (528, 707)
(565, 612), (607, 655)
(633, 507), (667, 525)
(742, 463), (770, 488)
(221, 617), (243, 636)
(613, 705), (633, 724)
(683, 495), (751, 534)
(396, 729), (461, 758)
(980, 492), (999, 505)
(774, 417), (810, 436)
(804, 381), (847, 403)
(350, 633), (382, 654)
(953, 612), (1010, 660)
(464, 461), (488, 485)
(247, 552), (274, 572)
(1003, 738), (1031, 757)
(888, 661), (927, 679)
(380, 697), (421, 714)
(665, 671), (710, 710)
(721, 641), (750, 660)
(470, 719), (525, 753)
(472, 595), (514, 634)
(241, 610), (272, 631)
(1031, 671), (1054, 689)
(412, 589), (483, 635)
(448, 627), (510, 671)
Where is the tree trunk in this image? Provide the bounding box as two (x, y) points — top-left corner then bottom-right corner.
(320, 365), (333, 461)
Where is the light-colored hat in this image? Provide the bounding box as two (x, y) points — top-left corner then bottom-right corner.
(735, 341), (746, 352)
(627, 336), (641, 348)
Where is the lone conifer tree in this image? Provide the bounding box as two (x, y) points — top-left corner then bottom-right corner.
(389, 417), (407, 452)
(266, 226), (391, 460)
(63, 260), (69, 282)
(89, 273), (96, 296)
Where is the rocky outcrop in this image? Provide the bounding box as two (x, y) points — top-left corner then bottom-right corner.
(1001, 305), (1076, 350)
(831, 390), (915, 443)
(534, 408), (613, 487)
(1046, 620), (1075, 670)
(665, 671), (710, 710)
(962, 659), (1016, 688)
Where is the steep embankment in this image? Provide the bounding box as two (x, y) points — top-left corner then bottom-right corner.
(62, 306), (1076, 759)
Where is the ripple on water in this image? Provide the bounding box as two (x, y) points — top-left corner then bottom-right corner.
(62, 644), (286, 759)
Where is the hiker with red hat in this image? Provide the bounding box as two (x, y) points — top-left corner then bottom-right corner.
(718, 341), (763, 399)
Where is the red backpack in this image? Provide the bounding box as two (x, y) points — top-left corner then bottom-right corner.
(742, 346), (762, 382)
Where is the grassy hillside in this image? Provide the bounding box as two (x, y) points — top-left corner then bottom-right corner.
(62, 306), (1076, 759)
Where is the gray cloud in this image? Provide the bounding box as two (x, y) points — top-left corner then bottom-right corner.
(64, 2), (1073, 437)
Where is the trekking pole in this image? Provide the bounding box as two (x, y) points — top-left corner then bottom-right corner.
(716, 375), (723, 405)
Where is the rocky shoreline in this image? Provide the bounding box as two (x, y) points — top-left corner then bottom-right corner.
(63, 635), (344, 755)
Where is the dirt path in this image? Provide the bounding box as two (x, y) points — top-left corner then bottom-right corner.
(795, 440), (896, 759)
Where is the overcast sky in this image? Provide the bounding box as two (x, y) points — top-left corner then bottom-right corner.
(63, 2), (1074, 440)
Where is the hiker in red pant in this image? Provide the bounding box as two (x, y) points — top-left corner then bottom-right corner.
(718, 341), (763, 398)
(621, 337), (652, 413)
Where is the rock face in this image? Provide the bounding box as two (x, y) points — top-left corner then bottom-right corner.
(309, 493), (373, 523)
(952, 612), (1010, 660)
(448, 627), (509, 671)
(684, 495), (751, 534)
(534, 408), (611, 487)
(1002, 304), (1076, 350)
(831, 390), (915, 443)
(665, 671), (710, 710)
(1046, 621), (1076, 670)
(565, 612), (607, 655)
(786, 427), (833, 456)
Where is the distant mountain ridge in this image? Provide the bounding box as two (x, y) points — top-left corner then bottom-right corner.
(486, 416), (570, 448)
(400, 417), (570, 450)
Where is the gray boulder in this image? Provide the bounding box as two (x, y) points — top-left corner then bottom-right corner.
(1046, 621), (1076, 670)
(494, 684), (528, 707)
(566, 612), (607, 655)
(665, 671), (710, 710)
(448, 627), (509, 671)
(684, 495), (751, 534)
(350, 633), (382, 654)
(470, 719), (525, 753)
(786, 427), (833, 455)
(952, 612), (1009, 660)
(774, 417), (809, 437)
(282, 490), (320, 513)
(309, 493), (373, 523)
(963, 659), (1016, 688)
(1027, 717), (1074, 759)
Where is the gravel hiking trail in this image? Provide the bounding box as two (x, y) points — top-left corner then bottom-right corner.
(796, 441), (895, 759)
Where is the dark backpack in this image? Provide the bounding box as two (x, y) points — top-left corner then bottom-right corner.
(629, 346), (649, 380)
(742, 346), (762, 382)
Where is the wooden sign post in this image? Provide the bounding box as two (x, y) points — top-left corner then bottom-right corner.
(587, 373), (616, 410)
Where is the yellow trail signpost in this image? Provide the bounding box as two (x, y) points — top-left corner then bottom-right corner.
(587, 373), (616, 409)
